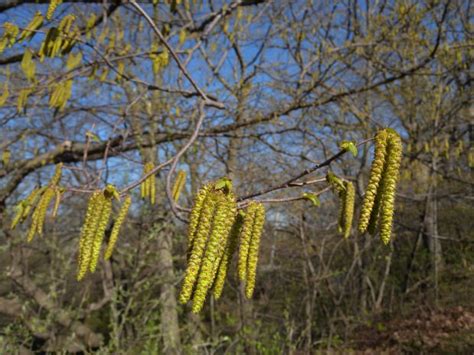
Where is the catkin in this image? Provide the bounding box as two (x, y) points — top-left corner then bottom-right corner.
(34, 187), (55, 237)
(27, 187), (55, 241)
(77, 192), (102, 281)
(104, 195), (132, 260)
(52, 188), (63, 218)
(367, 180), (383, 235)
(379, 131), (402, 244)
(187, 183), (212, 252)
(11, 187), (44, 230)
(212, 212), (243, 299)
(238, 207), (254, 282)
(46, 0), (62, 20)
(141, 162), (156, 204)
(89, 193), (112, 272)
(172, 170), (186, 201)
(341, 181), (355, 239)
(358, 130), (389, 233)
(244, 202), (265, 299)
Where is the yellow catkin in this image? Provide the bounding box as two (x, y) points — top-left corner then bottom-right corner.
(172, 170), (186, 201)
(77, 192), (102, 281)
(10, 187), (43, 230)
(367, 180), (383, 235)
(358, 130), (389, 233)
(34, 187), (55, 237)
(52, 188), (63, 218)
(379, 131), (403, 244)
(150, 172), (156, 205)
(18, 12), (43, 42)
(179, 191), (218, 304)
(51, 163), (63, 185)
(11, 204), (25, 231)
(89, 185), (116, 272)
(191, 191), (236, 313)
(238, 206), (254, 282)
(27, 187), (54, 241)
(187, 183), (212, 251)
(212, 212), (243, 299)
(104, 195), (132, 260)
(341, 181), (355, 239)
(208, 192), (237, 295)
(141, 162), (155, 203)
(245, 202), (265, 299)
(46, 0), (62, 20)
(337, 187), (346, 235)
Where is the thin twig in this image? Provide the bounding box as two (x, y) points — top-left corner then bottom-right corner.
(237, 138), (373, 202)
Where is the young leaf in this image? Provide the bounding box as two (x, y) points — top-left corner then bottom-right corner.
(302, 192), (320, 207)
(340, 141), (358, 157)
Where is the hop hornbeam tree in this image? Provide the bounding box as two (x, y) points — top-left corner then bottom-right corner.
(0, 0), (471, 353)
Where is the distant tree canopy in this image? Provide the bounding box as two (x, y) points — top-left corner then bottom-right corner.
(0, 0), (472, 353)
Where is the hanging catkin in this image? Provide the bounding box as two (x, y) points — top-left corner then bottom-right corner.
(212, 212), (243, 299)
(172, 170), (186, 201)
(359, 130), (389, 233)
(141, 162), (156, 204)
(379, 130), (402, 244)
(341, 181), (355, 239)
(77, 192), (102, 281)
(104, 195), (132, 260)
(25, 163), (63, 241)
(244, 202), (265, 299)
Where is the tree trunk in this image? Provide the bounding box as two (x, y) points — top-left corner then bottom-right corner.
(153, 224), (182, 354)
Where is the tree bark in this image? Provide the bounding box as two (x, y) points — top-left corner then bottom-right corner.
(153, 224), (182, 354)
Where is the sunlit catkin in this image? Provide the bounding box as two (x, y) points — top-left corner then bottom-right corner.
(52, 187), (64, 218)
(367, 181), (383, 235)
(46, 0), (62, 20)
(245, 202), (265, 299)
(238, 207), (254, 282)
(212, 212), (243, 299)
(179, 191), (217, 304)
(11, 187), (44, 230)
(51, 163), (63, 186)
(141, 162), (156, 204)
(358, 130), (389, 233)
(341, 181), (355, 239)
(89, 186), (115, 273)
(27, 187), (55, 241)
(172, 170), (186, 201)
(186, 183), (212, 251)
(379, 131), (402, 244)
(34, 187), (55, 237)
(104, 195), (132, 260)
(192, 191), (236, 313)
(77, 192), (101, 281)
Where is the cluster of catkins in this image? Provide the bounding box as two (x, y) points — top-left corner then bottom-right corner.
(77, 185), (131, 280)
(179, 181), (265, 313)
(359, 129), (403, 244)
(11, 163), (64, 241)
